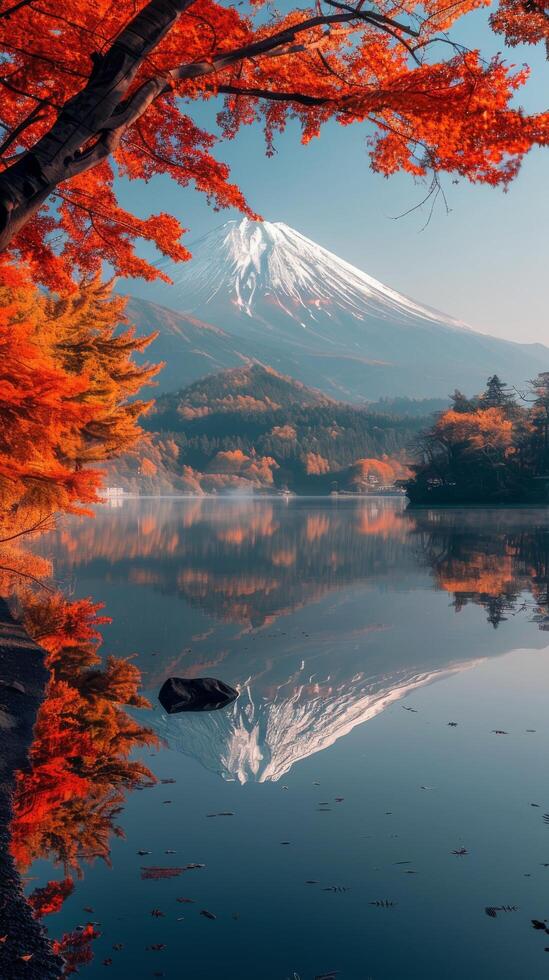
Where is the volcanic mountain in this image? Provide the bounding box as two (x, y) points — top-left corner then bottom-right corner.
(127, 219), (547, 401)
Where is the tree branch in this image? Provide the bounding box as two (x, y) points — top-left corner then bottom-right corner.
(0, 1), (421, 249)
(172, 9), (418, 85)
(0, 0), (197, 248)
(0, 0), (33, 18)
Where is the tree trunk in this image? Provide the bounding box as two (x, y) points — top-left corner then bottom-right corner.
(0, 0), (194, 251)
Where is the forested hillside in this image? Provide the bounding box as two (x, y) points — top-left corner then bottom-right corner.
(108, 366), (432, 494)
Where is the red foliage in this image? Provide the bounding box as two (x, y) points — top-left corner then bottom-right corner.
(11, 593), (157, 880)
(0, 0), (546, 285)
(52, 924), (100, 977)
(28, 878), (75, 919)
(0, 266), (158, 541)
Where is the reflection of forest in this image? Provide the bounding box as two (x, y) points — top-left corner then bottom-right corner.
(40, 498), (548, 787)
(44, 498), (417, 627)
(28, 499), (549, 794)
(412, 509), (549, 629)
(143, 503), (549, 784)
(44, 499), (549, 633)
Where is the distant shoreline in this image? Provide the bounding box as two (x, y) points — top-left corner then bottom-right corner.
(96, 492), (549, 509)
(98, 491), (408, 502)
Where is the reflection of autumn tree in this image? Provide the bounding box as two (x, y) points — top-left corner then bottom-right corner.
(11, 592), (157, 879)
(7, 590), (156, 970)
(414, 513), (549, 629)
(52, 925), (100, 978)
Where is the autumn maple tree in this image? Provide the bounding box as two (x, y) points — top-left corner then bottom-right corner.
(0, 0), (546, 287)
(0, 264), (159, 544)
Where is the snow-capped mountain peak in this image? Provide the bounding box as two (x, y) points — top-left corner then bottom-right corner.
(167, 217), (468, 330)
(135, 217), (547, 401)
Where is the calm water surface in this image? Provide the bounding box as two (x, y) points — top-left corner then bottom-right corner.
(26, 498), (549, 978)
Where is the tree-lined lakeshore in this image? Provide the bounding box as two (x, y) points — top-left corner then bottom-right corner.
(406, 374), (549, 505)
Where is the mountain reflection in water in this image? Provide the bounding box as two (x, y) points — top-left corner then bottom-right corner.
(39, 499), (549, 787)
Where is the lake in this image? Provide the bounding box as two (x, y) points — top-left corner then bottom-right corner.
(21, 497), (549, 979)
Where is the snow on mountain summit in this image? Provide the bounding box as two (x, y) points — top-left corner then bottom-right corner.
(167, 217), (468, 330)
(133, 217), (547, 400)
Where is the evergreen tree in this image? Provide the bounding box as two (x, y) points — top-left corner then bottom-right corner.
(529, 373), (549, 476)
(481, 375), (515, 413)
(450, 389), (478, 414)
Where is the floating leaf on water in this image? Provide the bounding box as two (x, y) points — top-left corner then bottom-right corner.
(141, 868), (186, 880)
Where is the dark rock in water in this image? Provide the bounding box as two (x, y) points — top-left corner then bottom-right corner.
(158, 677), (239, 714)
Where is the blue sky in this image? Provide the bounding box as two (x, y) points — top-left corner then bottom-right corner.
(118, 9), (548, 345)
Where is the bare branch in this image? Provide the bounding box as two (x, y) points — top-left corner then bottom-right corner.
(323, 0), (420, 38)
